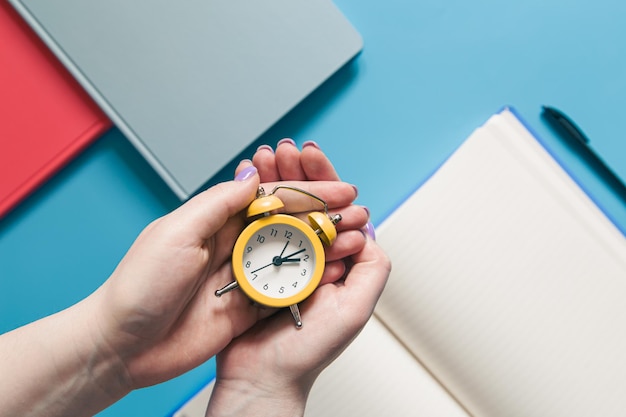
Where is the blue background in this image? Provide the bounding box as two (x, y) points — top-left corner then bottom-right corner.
(1, 0), (625, 415)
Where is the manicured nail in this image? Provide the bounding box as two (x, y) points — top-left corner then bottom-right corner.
(277, 138), (296, 147)
(363, 221), (376, 241)
(362, 206), (370, 218)
(257, 144), (274, 153)
(235, 165), (257, 182)
(352, 185), (359, 199)
(302, 140), (320, 149)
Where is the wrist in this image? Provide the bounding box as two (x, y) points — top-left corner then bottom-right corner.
(0, 291), (132, 417)
(48, 294), (133, 414)
(79, 290), (134, 401)
(206, 377), (311, 417)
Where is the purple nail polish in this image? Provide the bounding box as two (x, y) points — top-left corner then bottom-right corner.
(277, 138), (296, 147)
(257, 144), (274, 153)
(302, 140), (320, 149)
(363, 221), (376, 240)
(235, 165), (257, 182)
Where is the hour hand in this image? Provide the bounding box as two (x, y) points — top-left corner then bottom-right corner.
(281, 248), (306, 260)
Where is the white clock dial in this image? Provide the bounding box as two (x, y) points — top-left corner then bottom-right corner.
(241, 222), (317, 299)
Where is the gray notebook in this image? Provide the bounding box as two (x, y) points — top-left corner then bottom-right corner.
(9, 0), (362, 199)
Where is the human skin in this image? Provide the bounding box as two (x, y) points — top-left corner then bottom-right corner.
(0, 141), (389, 417)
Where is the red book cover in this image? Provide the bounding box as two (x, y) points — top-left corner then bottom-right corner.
(0, 2), (111, 218)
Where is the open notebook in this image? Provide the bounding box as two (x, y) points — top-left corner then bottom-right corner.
(174, 108), (626, 417)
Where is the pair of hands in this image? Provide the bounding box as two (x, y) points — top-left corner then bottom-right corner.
(88, 142), (389, 414)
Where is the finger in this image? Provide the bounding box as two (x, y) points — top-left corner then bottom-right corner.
(319, 260), (348, 285)
(300, 141), (341, 181)
(324, 230), (367, 263)
(332, 206), (369, 232)
(288, 205), (368, 235)
(261, 181), (358, 213)
(317, 229), (368, 286)
(166, 167), (260, 242)
(275, 138), (307, 180)
(341, 238), (392, 311)
(252, 145), (280, 182)
(234, 159), (253, 178)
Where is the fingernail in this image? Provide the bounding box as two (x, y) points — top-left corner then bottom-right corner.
(362, 206), (370, 218)
(352, 185), (359, 199)
(302, 140), (320, 149)
(363, 221), (376, 241)
(235, 165), (257, 182)
(277, 138), (296, 147)
(257, 144), (274, 153)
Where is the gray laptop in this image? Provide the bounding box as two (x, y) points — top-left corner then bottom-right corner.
(9, 0), (362, 199)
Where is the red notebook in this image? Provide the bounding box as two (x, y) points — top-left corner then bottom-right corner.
(0, 2), (111, 218)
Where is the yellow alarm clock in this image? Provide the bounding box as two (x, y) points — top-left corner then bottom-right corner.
(215, 185), (341, 328)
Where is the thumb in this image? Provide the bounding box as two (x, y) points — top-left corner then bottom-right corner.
(168, 165), (260, 241)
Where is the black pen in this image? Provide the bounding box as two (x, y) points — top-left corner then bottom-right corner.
(541, 106), (590, 144)
(541, 105), (626, 197)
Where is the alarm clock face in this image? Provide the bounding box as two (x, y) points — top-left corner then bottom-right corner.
(232, 215), (325, 307)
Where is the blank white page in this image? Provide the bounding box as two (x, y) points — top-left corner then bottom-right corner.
(375, 109), (626, 417)
(306, 317), (469, 417)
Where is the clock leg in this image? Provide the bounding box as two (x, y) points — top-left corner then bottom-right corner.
(289, 304), (303, 329)
(215, 280), (239, 297)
